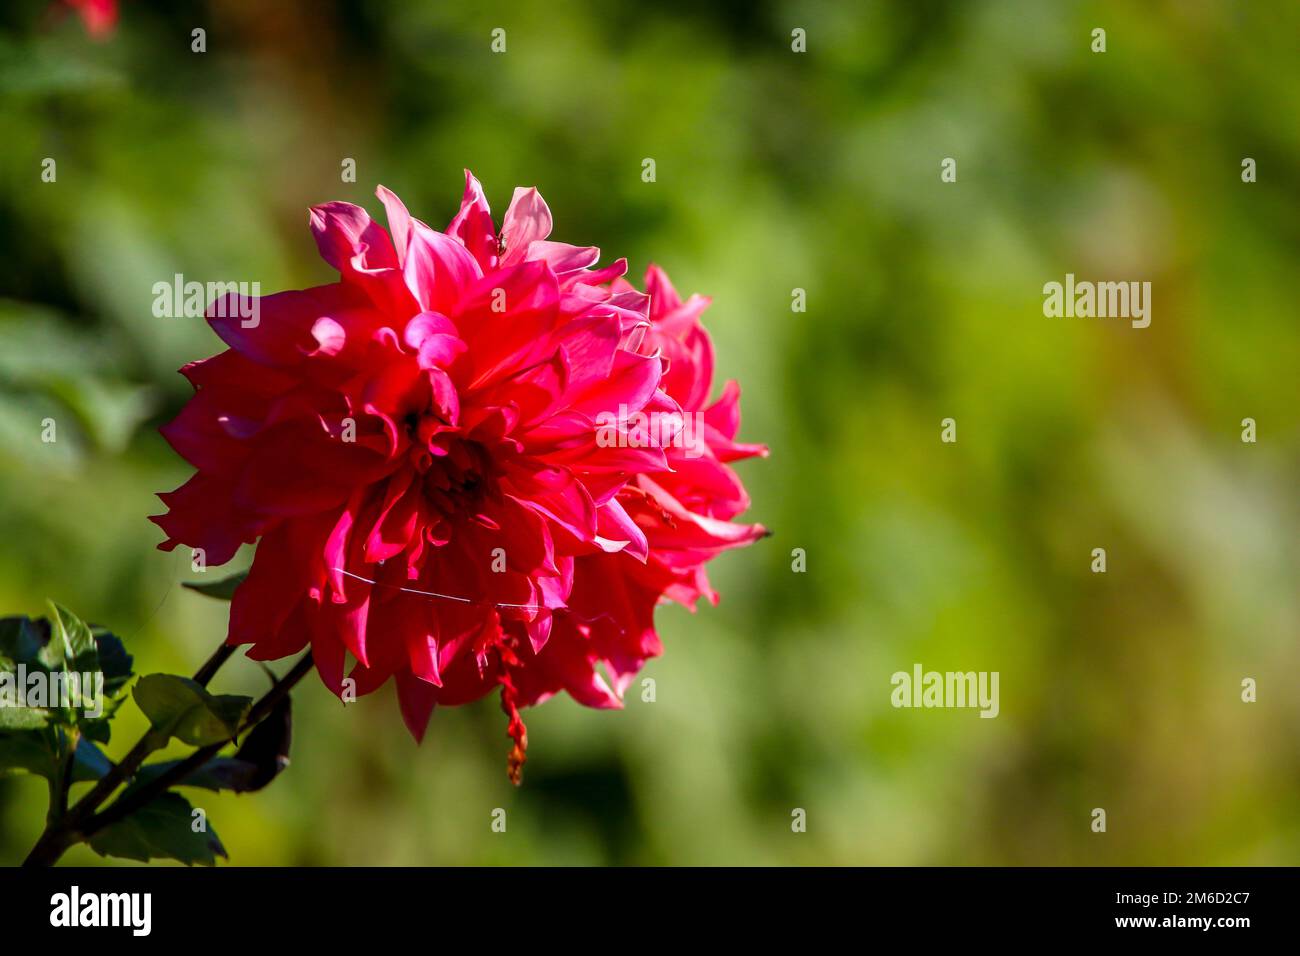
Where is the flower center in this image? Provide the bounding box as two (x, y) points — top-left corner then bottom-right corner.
(403, 412), (497, 516)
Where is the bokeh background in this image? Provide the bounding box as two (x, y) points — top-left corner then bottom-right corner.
(1, 0), (1297, 865)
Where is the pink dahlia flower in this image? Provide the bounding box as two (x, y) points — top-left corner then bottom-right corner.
(153, 173), (764, 781)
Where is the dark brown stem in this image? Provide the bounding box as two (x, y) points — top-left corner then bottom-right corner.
(22, 637), (244, 867)
(23, 725), (163, 866)
(193, 642), (237, 687)
(54, 729), (78, 820)
(22, 823), (73, 867)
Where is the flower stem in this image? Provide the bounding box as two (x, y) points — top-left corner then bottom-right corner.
(193, 642), (238, 687)
(53, 727), (79, 821)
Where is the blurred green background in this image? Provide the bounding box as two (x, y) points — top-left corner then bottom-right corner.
(1, 0), (1298, 865)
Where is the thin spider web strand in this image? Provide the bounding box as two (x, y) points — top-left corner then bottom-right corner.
(331, 567), (546, 611)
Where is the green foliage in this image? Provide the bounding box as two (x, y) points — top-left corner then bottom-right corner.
(181, 571), (248, 601)
(0, 732), (113, 784)
(88, 792), (227, 866)
(127, 695), (293, 796)
(132, 674), (251, 747)
(0, 604), (133, 767)
(2, 600), (299, 864)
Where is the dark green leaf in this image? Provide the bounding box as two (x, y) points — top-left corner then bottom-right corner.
(182, 571), (247, 600)
(0, 606), (134, 781)
(0, 616), (47, 663)
(0, 636), (54, 727)
(0, 730), (54, 776)
(47, 602), (98, 674)
(132, 674), (251, 746)
(90, 626), (133, 695)
(0, 728), (105, 781)
(0, 705), (49, 730)
(78, 626), (134, 742)
(80, 713), (114, 743)
(88, 792), (227, 865)
(72, 737), (114, 782)
(1, 610), (135, 740)
(1, 618), (52, 728)
(232, 693), (292, 792)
